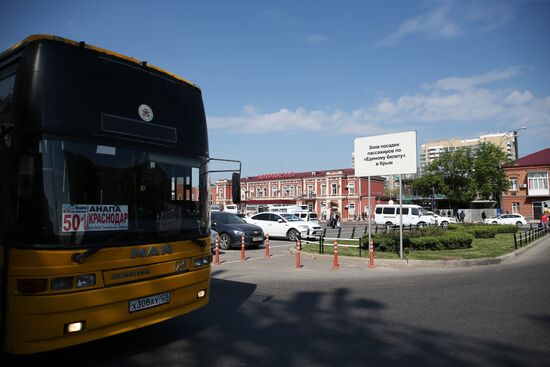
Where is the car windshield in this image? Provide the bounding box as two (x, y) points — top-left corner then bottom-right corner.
(214, 213), (246, 224)
(280, 214), (302, 221)
(13, 136), (208, 246)
(419, 208), (430, 215)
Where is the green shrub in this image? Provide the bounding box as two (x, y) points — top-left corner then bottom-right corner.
(409, 232), (473, 250)
(468, 227), (497, 238)
(410, 236), (442, 250)
(366, 229), (472, 252)
(368, 232), (410, 253)
(493, 225), (519, 233)
(441, 232), (473, 249)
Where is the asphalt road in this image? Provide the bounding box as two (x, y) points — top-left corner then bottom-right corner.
(4, 236), (550, 366)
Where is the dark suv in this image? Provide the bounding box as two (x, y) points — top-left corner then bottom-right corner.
(211, 212), (265, 250)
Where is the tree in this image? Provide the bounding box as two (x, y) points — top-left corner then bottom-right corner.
(412, 142), (512, 209)
(473, 142), (511, 201)
(425, 147), (477, 208)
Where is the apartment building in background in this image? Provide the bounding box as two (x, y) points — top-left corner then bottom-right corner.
(420, 132), (520, 174)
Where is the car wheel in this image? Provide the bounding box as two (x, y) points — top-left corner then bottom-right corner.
(385, 222), (393, 230)
(440, 221), (448, 227)
(417, 222), (426, 228)
(516, 221), (523, 227)
(219, 233), (232, 250)
(287, 228), (299, 241)
(492, 221), (498, 224)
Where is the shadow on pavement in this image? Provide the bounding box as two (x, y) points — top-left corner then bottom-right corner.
(3, 277), (550, 366)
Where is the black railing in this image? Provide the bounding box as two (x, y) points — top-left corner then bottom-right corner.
(514, 226), (548, 249)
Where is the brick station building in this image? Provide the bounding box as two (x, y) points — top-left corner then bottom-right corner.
(211, 168), (385, 220)
(501, 148), (550, 220)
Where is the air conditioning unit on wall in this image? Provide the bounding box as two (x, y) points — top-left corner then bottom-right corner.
(520, 184), (527, 189)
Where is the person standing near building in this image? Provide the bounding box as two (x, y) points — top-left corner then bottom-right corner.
(481, 211), (486, 221)
(540, 212), (549, 228)
(459, 211), (466, 223)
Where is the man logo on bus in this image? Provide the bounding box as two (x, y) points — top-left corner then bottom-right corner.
(138, 104), (154, 122)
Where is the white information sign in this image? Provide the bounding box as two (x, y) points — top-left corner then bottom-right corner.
(354, 131), (417, 176)
(62, 204), (129, 233)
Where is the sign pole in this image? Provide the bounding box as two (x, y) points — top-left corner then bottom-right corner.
(399, 174), (403, 259)
(368, 176), (371, 246)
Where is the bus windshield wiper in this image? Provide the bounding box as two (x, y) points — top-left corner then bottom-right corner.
(72, 232), (129, 264)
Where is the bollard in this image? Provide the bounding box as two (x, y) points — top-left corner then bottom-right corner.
(215, 236), (220, 265)
(241, 234), (246, 261)
(333, 240), (339, 270)
(265, 234), (270, 258)
(296, 239), (301, 269)
(368, 239), (375, 268)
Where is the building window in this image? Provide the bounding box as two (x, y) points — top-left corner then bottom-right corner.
(321, 184), (327, 196)
(297, 186), (302, 197)
(272, 186), (278, 197)
(509, 177), (518, 191)
(349, 202), (355, 214)
(282, 186), (288, 197)
(512, 202), (520, 214)
(331, 183), (337, 195)
(527, 172), (549, 196)
(348, 183), (355, 195)
(256, 187), (262, 198)
(263, 187), (267, 198)
(290, 186), (295, 197)
(308, 185), (315, 198)
(241, 189), (246, 200)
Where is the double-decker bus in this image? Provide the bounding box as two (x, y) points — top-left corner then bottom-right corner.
(0, 35), (239, 354)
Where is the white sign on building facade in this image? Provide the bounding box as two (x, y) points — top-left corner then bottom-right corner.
(354, 131), (418, 177)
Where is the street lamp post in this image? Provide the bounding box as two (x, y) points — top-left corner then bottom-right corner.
(499, 127), (527, 160)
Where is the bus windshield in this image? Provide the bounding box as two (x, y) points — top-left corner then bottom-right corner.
(14, 135), (208, 246)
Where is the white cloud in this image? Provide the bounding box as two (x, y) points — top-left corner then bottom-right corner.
(423, 67), (522, 91)
(208, 68), (550, 137)
(306, 34), (329, 44)
(377, 2), (514, 46)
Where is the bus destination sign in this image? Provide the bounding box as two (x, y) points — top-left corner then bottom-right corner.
(62, 204), (129, 233)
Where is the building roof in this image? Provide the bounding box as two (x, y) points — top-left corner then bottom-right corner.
(505, 148), (550, 168)
(242, 169), (385, 182)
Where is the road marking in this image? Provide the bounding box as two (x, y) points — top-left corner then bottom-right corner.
(221, 253), (288, 264)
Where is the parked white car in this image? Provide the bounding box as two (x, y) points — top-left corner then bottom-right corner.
(427, 211), (457, 227)
(484, 214), (527, 226)
(245, 212), (323, 241)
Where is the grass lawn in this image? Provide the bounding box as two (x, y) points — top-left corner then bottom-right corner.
(302, 233), (518, 260)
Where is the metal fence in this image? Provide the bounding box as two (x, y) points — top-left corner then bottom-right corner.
(514, 226), (549, 249)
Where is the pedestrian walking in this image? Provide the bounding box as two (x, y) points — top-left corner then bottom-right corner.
(459, 211), (465, 223)
(481, 211), (486, 221)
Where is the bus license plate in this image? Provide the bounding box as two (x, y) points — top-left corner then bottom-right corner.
(129, 292), (171, 313)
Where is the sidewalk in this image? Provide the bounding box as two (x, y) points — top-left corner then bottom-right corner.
(295, 234), (550, 268)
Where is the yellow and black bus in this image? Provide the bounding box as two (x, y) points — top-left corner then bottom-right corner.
(0, 35), (239, 354)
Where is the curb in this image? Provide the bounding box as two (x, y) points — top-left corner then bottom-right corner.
(295, 235), (550, 268)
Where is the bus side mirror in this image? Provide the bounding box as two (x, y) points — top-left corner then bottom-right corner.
(232, 172), (241, 204)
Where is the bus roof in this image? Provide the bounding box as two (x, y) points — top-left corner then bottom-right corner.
(0, 34), (199, 90)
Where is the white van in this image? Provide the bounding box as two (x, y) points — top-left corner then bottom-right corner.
(374, 204), (436, 228)
(294, 211), (319, 223)
(224, 204), (238, 214)
(267, 205), (318, 223)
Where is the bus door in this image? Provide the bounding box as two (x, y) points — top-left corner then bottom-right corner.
(0, 63), (18, 344)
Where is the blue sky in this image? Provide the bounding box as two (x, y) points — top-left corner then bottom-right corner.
(1, 0), (549, 177)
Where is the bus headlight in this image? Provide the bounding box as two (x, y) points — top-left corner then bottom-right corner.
(76, 274), (96, 288)
(51, 276), (74, 291)
(193, 256), (211, 268)
(64, 321), (86, 334)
